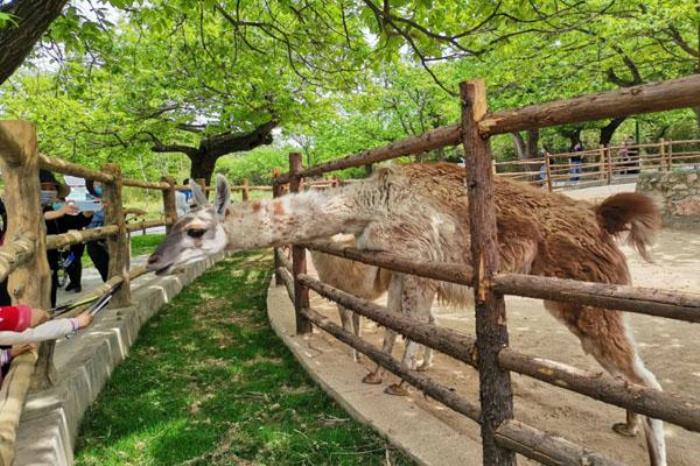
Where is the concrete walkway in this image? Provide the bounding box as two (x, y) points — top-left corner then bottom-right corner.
(14, 253), (223, 466)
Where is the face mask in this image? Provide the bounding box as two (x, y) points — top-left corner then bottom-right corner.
(94, 186), (103, 197)
(52, 202), (64, 211)
(40, 190), (57, 206)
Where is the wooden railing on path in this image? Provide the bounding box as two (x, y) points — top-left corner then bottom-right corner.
(271, 74), (700, 466)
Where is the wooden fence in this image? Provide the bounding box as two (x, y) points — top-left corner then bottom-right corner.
(0, 122), (273, 465)
(495, 138), (700, 191)
(271, 74), (700, 465)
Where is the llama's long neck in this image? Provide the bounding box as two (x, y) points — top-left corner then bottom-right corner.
(223, 184), (373, 250)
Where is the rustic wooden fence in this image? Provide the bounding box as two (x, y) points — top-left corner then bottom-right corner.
(0, 122), (274, 465)
(494, 138), (700, 191)
(271, 75), (700, 465)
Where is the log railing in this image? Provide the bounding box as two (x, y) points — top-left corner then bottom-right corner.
(271, 74), (700, 466)
(0, 120), (213, 464)
(494, 137), (700, 192)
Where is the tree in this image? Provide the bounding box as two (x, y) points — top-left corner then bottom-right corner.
(0, 0), (69, 85)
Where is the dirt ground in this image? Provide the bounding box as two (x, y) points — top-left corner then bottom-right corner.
(305, 228), (700, 465)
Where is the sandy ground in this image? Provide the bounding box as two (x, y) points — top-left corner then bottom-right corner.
(304, 228), (700, 465)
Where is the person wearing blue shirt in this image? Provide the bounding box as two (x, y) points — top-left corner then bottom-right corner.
(85, 180), (110, 281)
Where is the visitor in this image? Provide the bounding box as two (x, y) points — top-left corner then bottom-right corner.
(0, 304), (93, 387)
(40, 170), (80, 307)
(538, 149), (549, 189)
(570, 142), (583, 182)
(62, 211), (92, 293)
(85, 180), (110, 282)
(175, 178), (193, 218)
(0, 198), (10, 306)
(618, 138), (630, 175)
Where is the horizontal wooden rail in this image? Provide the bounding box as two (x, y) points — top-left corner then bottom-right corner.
(274, 247), (292, 272)
(126, 219), (171, 232)
(0, 236), (35, 283)
(499, 349), (700, 432)
(300, 241), (473, 286)
(274, 123), (461, 184)
(122, 178), (170, 190)
(495, 420), (623, 466)
(294, 279), (622, 466)
(480, 75), (700, 135)
(46, 225), (119, 250)
(276, 266), (296, 303)
(38, 154), (114, 183)
(493, 274), (700, 323)
(299, 274), (700, 431)
(298, 273), (478, 365)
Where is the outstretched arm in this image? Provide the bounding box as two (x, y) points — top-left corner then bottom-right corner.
(0, 312), (92, 345)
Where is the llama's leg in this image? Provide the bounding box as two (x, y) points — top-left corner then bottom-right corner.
(338, 305), (360, 362)
(363, 275), (402, 385)
(417, 313), (435, 371)
(352, 310), (362, 362)
(385, 276), (435, 396)
(547, 302), (666, 466)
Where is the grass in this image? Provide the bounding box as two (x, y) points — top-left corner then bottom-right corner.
(131, 233), (165, 257)
(75, 251), (414, 466)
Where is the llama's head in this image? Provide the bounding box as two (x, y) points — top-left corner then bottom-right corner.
(147, 175), (231, 275)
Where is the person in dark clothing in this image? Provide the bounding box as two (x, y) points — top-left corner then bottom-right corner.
(0, 199), (10, 306)
(61, 213), (92, 292)
(85, 179), (110, 282)
(40, 170), (80, 307)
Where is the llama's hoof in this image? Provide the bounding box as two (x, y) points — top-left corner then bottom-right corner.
(612, 422), (639, 437)
(351, 351), (362, 363)
(384, 384), (409, 396)
(416, 360), (433, 372)
(362, 372), (383, 385)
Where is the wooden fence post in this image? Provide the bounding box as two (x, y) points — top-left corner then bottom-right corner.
(197, 178), (207, 193)
(102, 163), (131, 306)
(544, 154), (553, 192)
(460, 81), (516, 466)
(606, 146), (613, 184)
(667, 138), (673, 170)
(241, 178), (250, 201)
(272, 168), (284, 286)
(161, 176), (177, 233)
(659, 138), (666, 172)
(0, 121), (52, 463)
(598, 145), (606, 180)
(289, 153), (312, 335)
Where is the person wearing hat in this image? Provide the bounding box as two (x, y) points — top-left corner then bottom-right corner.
(40, 170), (80, 307)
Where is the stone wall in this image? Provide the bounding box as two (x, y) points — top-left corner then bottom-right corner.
(637, 170), (700, 229)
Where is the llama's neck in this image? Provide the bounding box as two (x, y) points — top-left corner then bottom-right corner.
(223, 184), (372, 250)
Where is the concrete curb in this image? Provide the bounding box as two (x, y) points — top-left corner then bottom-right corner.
(266, 279), (482, 466)
(14, 253), (224, 466)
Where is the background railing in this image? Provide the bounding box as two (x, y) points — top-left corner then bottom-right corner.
(270, 75), (700, 466)
(494, 138), (700, 191)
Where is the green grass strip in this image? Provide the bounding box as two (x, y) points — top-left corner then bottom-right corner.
(75, 251), (414, 466)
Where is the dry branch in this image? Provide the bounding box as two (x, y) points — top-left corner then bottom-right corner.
(45, 225), (119, 250)
(493, 274), (700, 323)
(300, 241), (473, 286)
(481, 75), (700, 136)
(0, 237), (35, 284)
(38, 153), (114, 183)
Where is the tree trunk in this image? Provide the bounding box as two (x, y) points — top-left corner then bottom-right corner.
(526, 128), (539, 158)
(189, 152), (218, 187)
(510, 132), (527, 159)
(0, 1), (69, 84)
(599, 116), (626, 146)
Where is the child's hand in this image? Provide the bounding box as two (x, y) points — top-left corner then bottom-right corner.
(10, 343), (35, 358)
(76, 311), (93, 329)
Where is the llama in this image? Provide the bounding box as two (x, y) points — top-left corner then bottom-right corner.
(308, 234), (392, 362)
(147, 164), (665, 466)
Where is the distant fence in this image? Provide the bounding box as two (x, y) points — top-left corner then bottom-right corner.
(271, 75), (700, 465)
(495, 139), (700, 191)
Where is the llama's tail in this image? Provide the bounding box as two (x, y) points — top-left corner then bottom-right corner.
(594, 192), (661, 262)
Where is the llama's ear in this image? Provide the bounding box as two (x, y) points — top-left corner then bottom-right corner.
(215, 174), (231, 217)
(190, 179), (209, 207)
